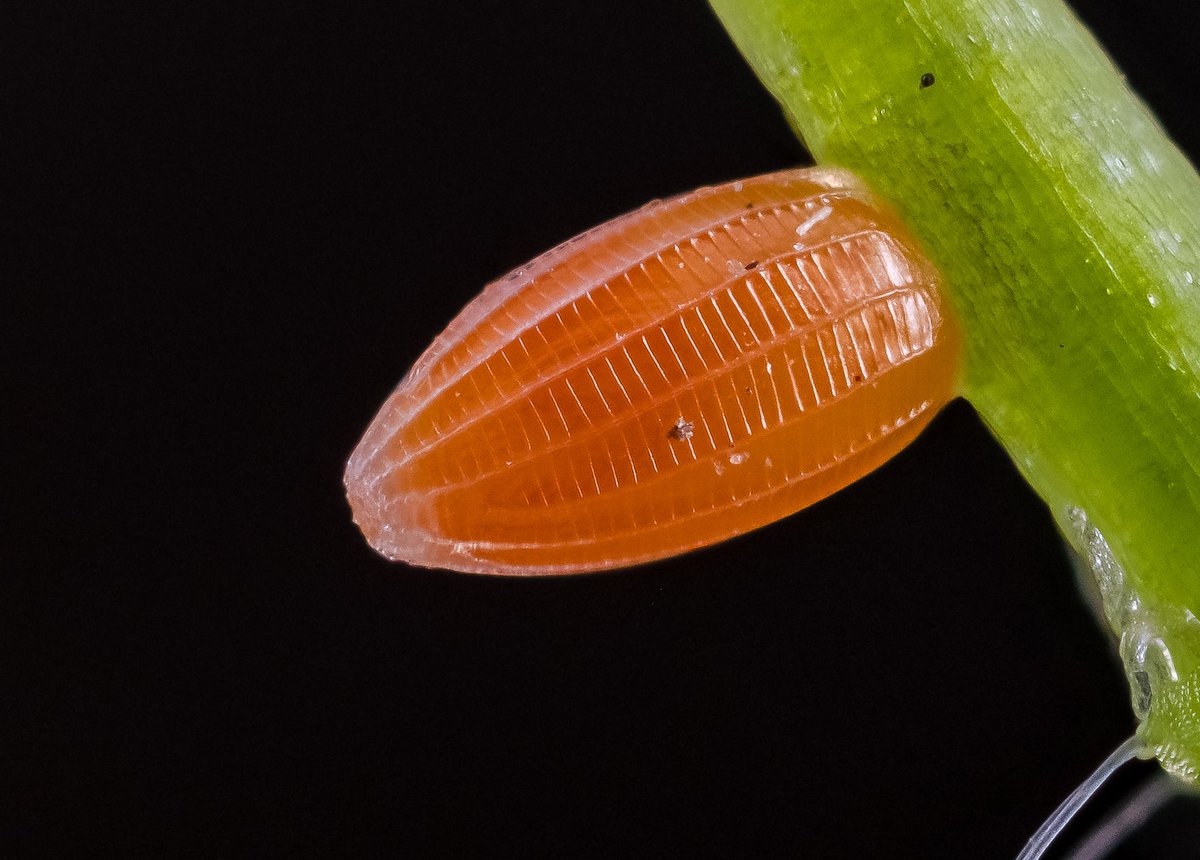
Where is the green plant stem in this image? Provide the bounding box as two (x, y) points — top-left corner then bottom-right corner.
(710, 0), (1200, 782)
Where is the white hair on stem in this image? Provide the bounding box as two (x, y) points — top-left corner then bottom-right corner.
(1017, 735), (1144, 860)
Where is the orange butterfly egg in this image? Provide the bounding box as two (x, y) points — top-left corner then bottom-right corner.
(345, 168), (961, 575)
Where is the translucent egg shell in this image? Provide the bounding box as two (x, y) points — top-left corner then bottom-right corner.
(345, 168), (960, 574)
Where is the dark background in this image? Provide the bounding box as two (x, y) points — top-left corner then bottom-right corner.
(11, 0), (1200, 856)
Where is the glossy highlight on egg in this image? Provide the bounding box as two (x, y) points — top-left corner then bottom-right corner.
(345, 168), (961, 575)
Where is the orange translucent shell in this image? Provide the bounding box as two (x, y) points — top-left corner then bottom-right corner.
(345, 168), (960, 575)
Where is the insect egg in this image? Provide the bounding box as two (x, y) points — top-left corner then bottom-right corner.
(345, 168), (961, 575)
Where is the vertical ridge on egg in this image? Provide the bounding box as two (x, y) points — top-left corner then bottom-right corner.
(345, 168), (960, 574)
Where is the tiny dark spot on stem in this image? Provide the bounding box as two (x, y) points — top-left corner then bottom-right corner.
(920, 72), (935, 89)
(852, 373), (863, 383)
(745, 260), (759, 270)
(1134, 670), (1153, 715)
(667, 417), (694, 442)
(745, 201), (755, 209)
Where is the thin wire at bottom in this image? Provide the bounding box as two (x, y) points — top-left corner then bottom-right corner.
(1016, 735), (1144, 860)
(1064, 772), (1175, 860)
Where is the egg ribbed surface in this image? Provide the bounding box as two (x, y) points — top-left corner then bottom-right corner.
(346, 168), (959, 574)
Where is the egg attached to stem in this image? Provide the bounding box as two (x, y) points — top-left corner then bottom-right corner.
(345, 168), (960, 575)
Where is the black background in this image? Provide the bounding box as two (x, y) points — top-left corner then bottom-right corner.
(11, 1), (1200, 856)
